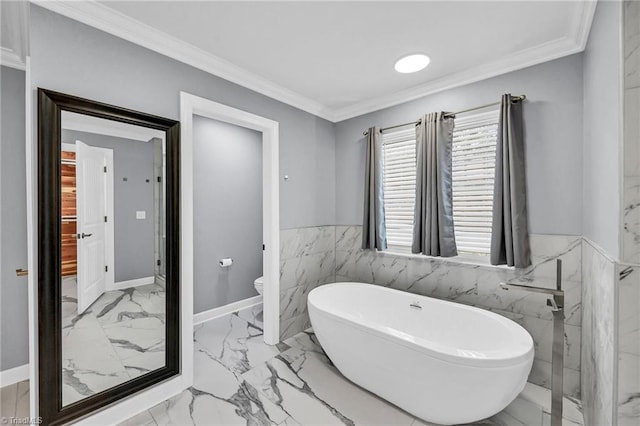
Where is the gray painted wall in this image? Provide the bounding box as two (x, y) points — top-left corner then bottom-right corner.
(30, 5), (336, 231)
(582, 1), (622, 258)
(335, 54), (584, 237)
(62, 130), (156, 283)
(0, 66), (29, 371)
(0, 5), (338, 368)
(193, 117), (263, 313)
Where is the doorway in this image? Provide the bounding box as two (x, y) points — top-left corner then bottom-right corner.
(180, 92), (280, 348)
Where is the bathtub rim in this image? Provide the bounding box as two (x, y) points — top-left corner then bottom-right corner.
(308, 282), (534, 369)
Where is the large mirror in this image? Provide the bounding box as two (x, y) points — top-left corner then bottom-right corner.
(38, 89), (180, 425)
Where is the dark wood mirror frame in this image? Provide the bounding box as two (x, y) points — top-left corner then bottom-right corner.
(38, 88), (180, 425)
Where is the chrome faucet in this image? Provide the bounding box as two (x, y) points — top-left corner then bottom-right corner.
(499, 281), (564, 312)
(500, 259), (565, 426)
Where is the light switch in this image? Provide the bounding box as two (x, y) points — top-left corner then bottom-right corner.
(136, 211), (146, 220)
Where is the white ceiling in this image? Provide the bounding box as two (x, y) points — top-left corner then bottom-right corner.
(6, 1), (596, 121)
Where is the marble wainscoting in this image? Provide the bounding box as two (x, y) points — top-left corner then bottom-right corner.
(335, 226), (583, 398)
(580, 240), (616, 426)
(618, 5), (640, 424)
(623, 0), (640, 264)
(618, 264), (640, 425)
(279, 226), (336, 340)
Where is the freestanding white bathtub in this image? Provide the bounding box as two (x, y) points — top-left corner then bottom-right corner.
(308, 283), (534, 425)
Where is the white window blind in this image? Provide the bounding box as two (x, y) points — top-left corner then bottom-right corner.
(451, 110), (499, 255)
(382, 128), (416, 253)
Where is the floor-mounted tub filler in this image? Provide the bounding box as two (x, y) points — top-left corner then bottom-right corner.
(308, 282), (535, 425)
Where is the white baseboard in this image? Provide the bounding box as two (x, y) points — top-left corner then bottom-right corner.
(194, 295), (262, 325)
(108, 276), (156, 291)
(0, 364), (29, 387)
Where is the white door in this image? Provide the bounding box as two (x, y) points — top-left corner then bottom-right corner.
(76, 141), (109, 313)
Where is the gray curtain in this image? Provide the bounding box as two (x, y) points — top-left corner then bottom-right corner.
(362, 127), (387, 250)
(412, 113), (457, 257)
(490, 94), (531, 267)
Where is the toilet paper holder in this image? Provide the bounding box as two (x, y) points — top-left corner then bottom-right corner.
(219, 258), (233, 268)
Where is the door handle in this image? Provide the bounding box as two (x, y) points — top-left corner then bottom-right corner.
(15, 268), (28, 277)
(77, 233), (93, 239)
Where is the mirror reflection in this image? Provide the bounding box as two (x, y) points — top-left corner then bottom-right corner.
(60, 111), (166, 406)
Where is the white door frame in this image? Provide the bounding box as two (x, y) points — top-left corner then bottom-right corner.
(180, 92), (280, 345)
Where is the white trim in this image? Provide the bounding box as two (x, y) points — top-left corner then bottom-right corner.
(25, 55), (38, 419)
(194, 296), (263, 326)
(180, 92), (280, 345)
(62, 111), (164, 143)
(0, 364), (29, 387)
(1, 1), (28, 70)
(619, 0), (626, 265)
(179, 95), (195, 388)
(575, 0), (599, 52)
(32, 0), (596, 123)
(109, 276), (155, 291)
(33, 0), (332, 122)
(332, 28), (596, 121)
(0, 47), (26, 71)
(103, 148), (115, 290)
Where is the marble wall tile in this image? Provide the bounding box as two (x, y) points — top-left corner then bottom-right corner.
(618, 6), (640, 421)
(280, 313), (312, 341)
(477, 306), (581, 397)
(357, 251), (409, 287)
(623, 174), (640, 263)
(334, 226), (583, 397)
(624, 88), (640, 177)
(618, 265), (640, 425)
(280, 285), (313, 321)
(279, 226), (335, 340)
(624, 1), (640, 91)
(581, 240), (616, 426)
(528, 359), (581, 399)
(280, 250), (335, 292)
(280, 226), (335, 260)
(335, 225), (362, 252)
(623, 0), (640, 264)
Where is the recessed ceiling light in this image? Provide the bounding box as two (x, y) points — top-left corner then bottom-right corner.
(394, 54), (430, 74)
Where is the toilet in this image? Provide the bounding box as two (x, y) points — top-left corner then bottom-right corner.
(254, 276), (264, 295)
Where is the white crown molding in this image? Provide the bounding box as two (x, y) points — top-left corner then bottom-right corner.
(1, 0), (29, 70)
(0, 47), (26, 70)
(32, 0), (334, 121)
(32, 0), (597, 124)
(331, 0), (598, 121)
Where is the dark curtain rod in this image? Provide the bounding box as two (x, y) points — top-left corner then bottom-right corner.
(362, 94), (526, 136)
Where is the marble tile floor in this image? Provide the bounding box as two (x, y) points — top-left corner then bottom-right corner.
(61, 277), (166, 406)
(0, 380), (29, 421)
(1, 304), (584, 425)
(121, 305), (583, 426)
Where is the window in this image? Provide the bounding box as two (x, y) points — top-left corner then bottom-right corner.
(381, 110), (499, 256)
(451, 110), (499, 255)
(381, 128), (416, 253)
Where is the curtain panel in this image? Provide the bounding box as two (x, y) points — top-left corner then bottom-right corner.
(362, 127), (387, 250)
(412, 113), (458, 257)
(490, 94), (531, 268)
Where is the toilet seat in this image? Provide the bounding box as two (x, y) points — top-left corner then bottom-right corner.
(254, 276), (264, 295)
